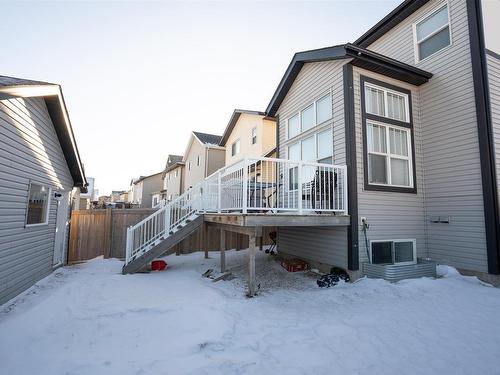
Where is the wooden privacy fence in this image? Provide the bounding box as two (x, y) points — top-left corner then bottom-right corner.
(68, 209), (274, 263)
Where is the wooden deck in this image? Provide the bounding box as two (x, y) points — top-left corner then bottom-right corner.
(203, 213), (350, 228)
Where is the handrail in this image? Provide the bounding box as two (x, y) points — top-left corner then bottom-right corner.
(125, 156), (348, 265)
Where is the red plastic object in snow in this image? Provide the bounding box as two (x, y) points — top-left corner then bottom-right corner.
(281, 259), (308, 272)
(151, 260), (167, 271)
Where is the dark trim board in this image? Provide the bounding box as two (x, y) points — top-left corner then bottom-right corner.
(344, 64), (359, 271)
(486, 49), (500, 61)
(359, 75), (417, 194)
(467, 0), (500, 274)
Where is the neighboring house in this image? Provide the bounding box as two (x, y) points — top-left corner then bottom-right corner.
(183, 132), (225, 192)
(130, 172), (163, 208)
(0, 75), (87, 305)
(79, 176), (95, 209)
(110, 190), (125, 203)
(119, 191), (129, 202)
(263, 0), (500, 278)
(161, 154), (184, 202)
(219, 109), (277, 165)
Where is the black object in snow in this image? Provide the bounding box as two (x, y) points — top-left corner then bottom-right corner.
(317, 267), (350, 288)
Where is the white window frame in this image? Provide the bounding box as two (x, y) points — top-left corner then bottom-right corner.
(369, 239), (417, 266)
(231, 139), (240, 156)
(412, 2), (452, 63)
(251, 127), (257, 145)
(25, 182), (51, 227)
(285, 92), (332, 140)
(364, 82), (410, 123)
(366, 120), (413, 189)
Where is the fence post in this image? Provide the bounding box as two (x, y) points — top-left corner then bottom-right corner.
(298, 162), (303, 214)
(104, 208), (113, 258)
(217, 170), (222, 213)
(125, 226), (131, 264)
(242, 158), (248, 214)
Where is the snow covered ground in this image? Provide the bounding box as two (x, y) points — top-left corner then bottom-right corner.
(1, 249), (500, 375)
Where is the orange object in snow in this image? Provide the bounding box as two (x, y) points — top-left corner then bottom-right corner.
(151, 260), (167, 271)
(281, 259), (308, 272)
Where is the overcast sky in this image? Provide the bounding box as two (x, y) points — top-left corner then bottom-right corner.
(2, 0), (402, 195)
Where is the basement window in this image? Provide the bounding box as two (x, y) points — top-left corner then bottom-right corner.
(26, 182), (51, 226)
(370, 239), (417, 265)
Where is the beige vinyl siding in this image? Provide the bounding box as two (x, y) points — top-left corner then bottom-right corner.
(0, 97), (74, 305)
(353, 68), (427, 264)
(367, 0), (488, 271)
(183, 139), (206, 191)
(276, 59), (349, 269)
(164, 165), (184, 200)
(207, 148), (225, 176)
(487, 52), (500, 213)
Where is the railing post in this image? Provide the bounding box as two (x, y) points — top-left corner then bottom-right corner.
(217, 170), (222, 213)
(242, 158), (248, 214)
(164, 205), (171, 235)
(298, 162), (303, 214)
(125, 226), (131, 265)
(343, 165), (348, 215)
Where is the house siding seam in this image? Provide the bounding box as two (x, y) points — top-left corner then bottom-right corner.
(366, 0), (488, 272)
(276, 59), (350, 270)
(0, 97), (74, 305)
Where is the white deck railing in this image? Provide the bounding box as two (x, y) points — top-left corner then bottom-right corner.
(125, 157), (347, 264)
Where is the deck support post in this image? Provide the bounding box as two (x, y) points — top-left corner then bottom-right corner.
(203, 222), (209, 259)
(247, 228), (259, 297)
(220, 229), (226, 273)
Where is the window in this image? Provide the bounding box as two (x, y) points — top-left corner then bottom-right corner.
(367, 122), (412, 187)
(362, 77), (415, 192)
(188, 161), (191, 171)
(414, 4), (451, 61)
(196, 155), (200, 166)
(370, 239), (417, 265)
(287, 143), (300, 190)
(317, 128), (333, 164)
(301, 104), (315, 131)
(316, 95), (332, 124)
(288, 114), (300, 139)
(231, 139), (240, 156)
(26, 183), (51, 226)
(175, 170), (178, 177)
(286, 93), (332, 139)
(251, 127), (257, 145)
(364, 83), (408, 123)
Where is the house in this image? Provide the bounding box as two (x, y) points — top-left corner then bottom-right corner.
(161, 154), (184, 202)
(129, 172), (163, 208)
(182, 132), (225, 192)
(263, 0), (500, 280)
(0, 75), (86, 305)
(122, 0), (500, 296)
(78, 176), (95, 209)
(220, 110), (277, 165)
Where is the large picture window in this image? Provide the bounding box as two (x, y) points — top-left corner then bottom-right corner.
(286, 93), (332, 139)
(361, 76), (415, 193)
(414, 4), (451, 62)
(26, 183), (51, 226)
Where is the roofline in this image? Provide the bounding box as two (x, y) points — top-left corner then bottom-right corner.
(219, 109), (272, 146)
(354, 0), (431, 47)
(163, 161), (185, 176)
(132, 171), (163, 184)
(265, 43), (432, 117)
(0, 83), (87, 190)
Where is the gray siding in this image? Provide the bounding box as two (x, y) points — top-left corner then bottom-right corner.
(352, 68), (427, 264)
(276, 59), (349, 269)
(487, 52), (500, 217)
(0, 97), (74, 305)
(367, 0), (488, 272)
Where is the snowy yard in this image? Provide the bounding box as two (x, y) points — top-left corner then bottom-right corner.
(1, 250), (500, 375)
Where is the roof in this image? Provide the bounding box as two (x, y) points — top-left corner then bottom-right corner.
(0, 75), (53, 87)
(354, 0), (430, 48)
(132, 171), (163, 185)
(193, 131), (222, 146)
(0, 75), (87, 190)
(265, 43), (432, 116)
(162, 154), (185, 177)
(220, 109), (274, 146)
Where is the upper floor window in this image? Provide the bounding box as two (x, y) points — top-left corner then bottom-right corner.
(365, 83), (409, 123)
(286, 93), (332, 140)
(196, 155), (200, 166)
(231, 139), (240, 156)
(188, 161), (191, 171)
(251, 127), (257, 145)
(414, 4), (451, 62)
(175, 169), (178, 177)
(26, 182), (51, 226)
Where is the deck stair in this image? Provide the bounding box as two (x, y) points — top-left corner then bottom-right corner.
(123, 157), (348, 274)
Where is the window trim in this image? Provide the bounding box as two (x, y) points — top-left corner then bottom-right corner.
(25, 181), (51, 227)
(285, 92), (332, 140)
(361, 76), (417, 194)
(369, 239), (417, 266)
(251, 127), (257, 145)
(412, 2), (452, 63)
